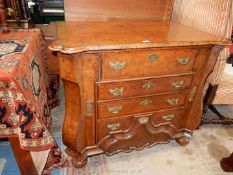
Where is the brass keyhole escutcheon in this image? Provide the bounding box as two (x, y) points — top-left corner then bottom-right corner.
(189, 86), (197, 102)
(86, 98), (93, 117)
(138, 116), (149, 124)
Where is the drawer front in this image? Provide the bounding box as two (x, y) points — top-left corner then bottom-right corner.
(97, 74), (193, 101)
(97, 108), (184, 142)
(101, 48), (197, 80)
(151, 108), (184, 127)
(97, 115), (134, 142)
(98, 92), (187, 119)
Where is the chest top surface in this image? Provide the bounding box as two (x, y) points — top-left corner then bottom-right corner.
(49, 20), (230, 54)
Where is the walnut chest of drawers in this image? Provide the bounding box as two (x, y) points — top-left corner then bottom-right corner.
(50, 20), (229, 167)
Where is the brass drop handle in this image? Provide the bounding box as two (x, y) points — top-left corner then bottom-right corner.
(109, 87), (125, 96)
(138, 116), (149, 124)
(107, 123), (121, 131)
(177, 57), (190, 65)
(140, 98), (152, 106)
(162, 114), (175, 121)
(142, 81), (154, 89)
(171, 81), (184, 88)
(167, 98), (179, 105)
(148, 53), (159, 62)
(109, 61), (126, 72)
(108, 106), (122, 114)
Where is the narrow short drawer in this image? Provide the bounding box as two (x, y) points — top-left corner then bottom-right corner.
(97, 74), (193, 101)
(97, 115), (134, 142)
(97, 92), (188, 119)
(101, 48), (197, 80)
(97, 108), (185, 142)
(151, 108), (184, 127)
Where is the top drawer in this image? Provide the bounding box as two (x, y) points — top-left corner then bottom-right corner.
(101, 48), (197, 80)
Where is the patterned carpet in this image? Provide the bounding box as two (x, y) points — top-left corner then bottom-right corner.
(1, 84), (233, 175)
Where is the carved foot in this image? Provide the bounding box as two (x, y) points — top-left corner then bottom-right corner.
(66, 148), (88, 168)
(175, 137), (190, 146)
(174, 129), (192, 146)
(220, 152), (233, 172)
(71, 157), (88, 168)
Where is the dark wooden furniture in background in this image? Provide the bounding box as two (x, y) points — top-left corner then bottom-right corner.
(202, 84), (233, 125)
(220, 152), (233, 172)
(3, 0), (31, 28)
(49, 0), (230, 168)
(0, 0), (9, 32)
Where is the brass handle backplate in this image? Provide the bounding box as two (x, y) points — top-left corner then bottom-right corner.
(148, 53), (159, 62)
(167, 98), (179, 105)
(162, 114), (175, 121)
(171, 81), (184, 88)
(109, 61), (126, 72)
(140, 98), (152, 106)
(107, 123), (121, 131)
(108, 106), (122, 114)
(109, 87), (125, 96)
(177, 57), (190, 65)
(142, 81), (154, 89)
(138, 116), (149, 124)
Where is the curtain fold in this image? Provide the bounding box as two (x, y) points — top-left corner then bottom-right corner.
(172, 0), (232, 86)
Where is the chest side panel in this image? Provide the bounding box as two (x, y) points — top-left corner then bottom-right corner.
(60, 53), (100, 153)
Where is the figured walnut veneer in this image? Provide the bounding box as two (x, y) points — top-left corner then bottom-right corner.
(50, 19), (229, 168)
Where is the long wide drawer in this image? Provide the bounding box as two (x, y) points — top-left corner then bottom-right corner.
(97, 92), (188, 119)
(97, 74), (193, 101)
(97, 108), (185, 142)
(101, 48), (197, 80)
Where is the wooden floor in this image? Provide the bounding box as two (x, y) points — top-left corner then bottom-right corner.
(0, 133), (63, 175)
